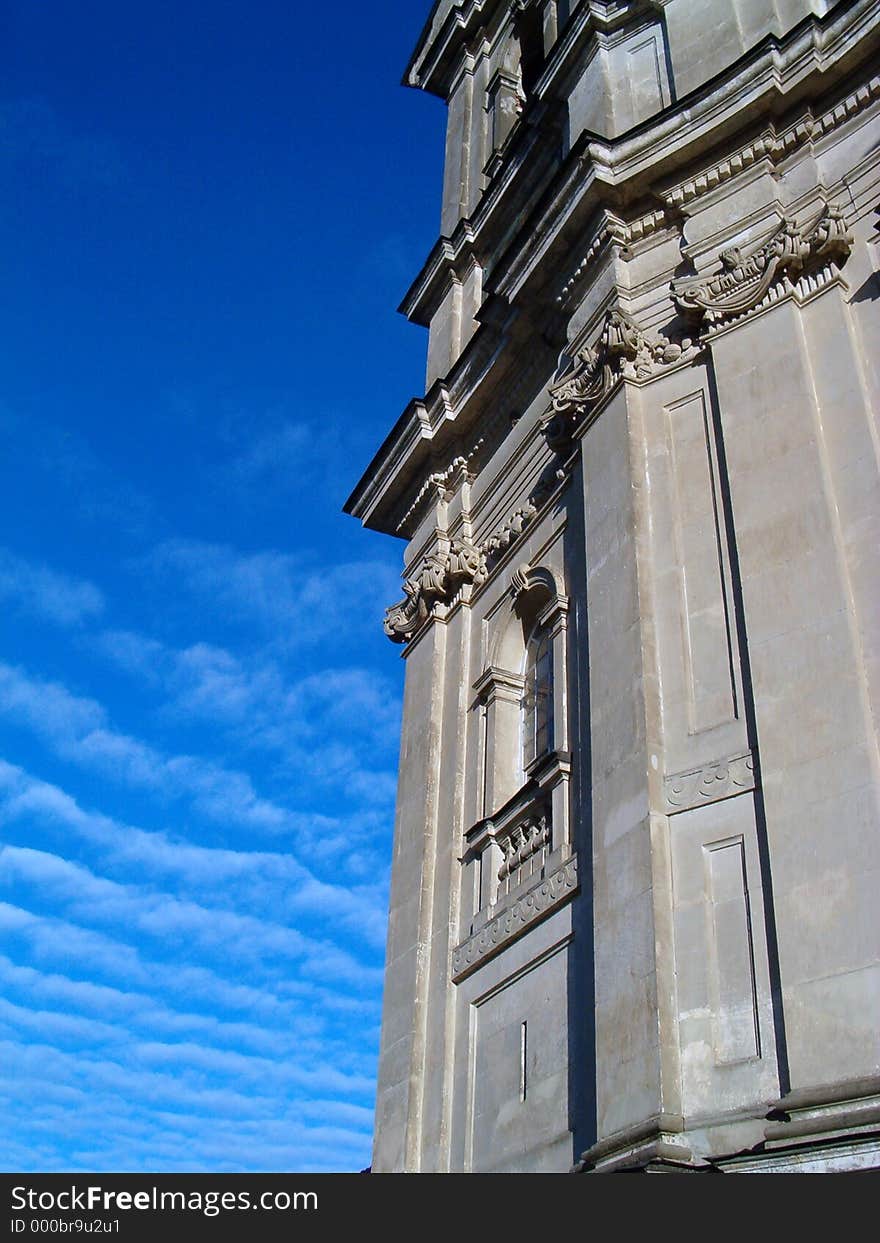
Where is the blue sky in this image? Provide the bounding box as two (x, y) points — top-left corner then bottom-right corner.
(0, 1), (443, 1171)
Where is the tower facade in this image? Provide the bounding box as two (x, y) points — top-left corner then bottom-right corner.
(346, 0), (880, 1172)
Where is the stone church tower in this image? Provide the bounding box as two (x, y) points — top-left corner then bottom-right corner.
(346, 0), (880, 1172)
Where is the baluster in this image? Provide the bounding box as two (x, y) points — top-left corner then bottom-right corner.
(539, 813), (550, 871)
(527, 819), (542, 879)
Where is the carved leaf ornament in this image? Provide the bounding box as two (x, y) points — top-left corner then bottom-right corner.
(384, 308), (689, 641)
(672, 202), (853, 325)
(384, 204), (851, 644)
(384, 542), (488, 643)
(542, 307), (692, 450)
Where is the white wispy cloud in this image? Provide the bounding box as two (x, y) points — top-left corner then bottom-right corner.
(0, 995), (375, 1100)
(0, 547), (104, 626)
(0, 405), (154, 538)
(0, 759), (389, 946)
(0, 445), (398, 1175)
(0, 1044), (374, 1171)
(0, 891), (381, 1100)
(213, 408), (384, 516)
(0, 901), (325, 1025)
(0, 662), (294, 834)
(0, 996), (124, 1049)
(143, 538), (400, 646)
(1, 37), (417, 1173)
(0, 902), (145, 982)
(1, 844), (381, 986)
(223, 417), (312, 491)
(96, 630), (402, 814)
(94, 628), (165, 684)
(0, 955), (320, 1057)
(0, 1045), (374, 1124)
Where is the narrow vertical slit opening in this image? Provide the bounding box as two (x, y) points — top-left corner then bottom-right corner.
(520, 1019), (528, 1103)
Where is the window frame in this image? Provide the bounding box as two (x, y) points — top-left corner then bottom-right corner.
(462, 563), (572, 942)
(521, 620), (554, 774)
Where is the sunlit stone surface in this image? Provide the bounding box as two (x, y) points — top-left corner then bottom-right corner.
(346, 0), (880, 1174)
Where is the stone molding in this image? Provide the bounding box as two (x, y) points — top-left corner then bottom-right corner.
(672, 201), (853, 331)
(388, 229), (843, 641)
(350, 13), (877, 542)
(395, 436), (486, 536)
(410, 10), (878, 324)
(550, 74), (879, 308)
(383, 201), (856, 651)
(542, 306), (695, 451)
(479, 462), (563, 566)
(497, 812), (551, 891)
(574, 1117), (694, 1175)
(452, 853), (578, 982)
(384, 302), (696, 642)
(471, 664), (525, 705)
(555, 211), (628, 305)
(664, 751), (756, 815)
(661, 76), (880, 215)
(384, 540), (488, 644)
(465, 793), (553, 910)
(510, 561), (558, 602)
(384, 460), (568, 643)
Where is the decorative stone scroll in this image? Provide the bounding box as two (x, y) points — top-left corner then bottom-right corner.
(452, 854), (578, 982)
(672, 202), (853, 329)
(664, 751), (755, 815)
(542, 307), (693, 451)
(483, 500), (539, 559)
(384, 541), (487, 644)
(384, 307), (696, 642)
(384, 463), (569, 642)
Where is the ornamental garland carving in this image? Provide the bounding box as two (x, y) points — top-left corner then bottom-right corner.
(672, 202), (853, 328)
(480, 462), (562, 567)
(383, 305), (689, 642)
(542, 307), (693, 451)
(383, 204), (854, 644)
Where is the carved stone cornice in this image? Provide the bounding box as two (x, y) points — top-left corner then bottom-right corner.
(555, 211), (629, 306)
(395, 436), (487, 536)
(384, 304), (693, 642)
(664, 751), (756, 815)
(672, 202), (853, 331)
(350, 10), (876, 542)
(384, 540), (488, 644)
(560, 80), (879, 308)
(451, 853), (578, 982)
(384, 456), (571, 643)
(472, 664), (525, 705)
(541, 307), (694, 451)
(661, 76), (880, 215)
(480, 459), (567, 568)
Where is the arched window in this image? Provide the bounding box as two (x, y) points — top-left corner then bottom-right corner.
(472, 563), (567, 817)
(522, 624), (553, 771)
(460, 563), (573, 953)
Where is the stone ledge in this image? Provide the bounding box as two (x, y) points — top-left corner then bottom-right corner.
(452, 853), (578, 982)
(664, 751), (755, 815)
